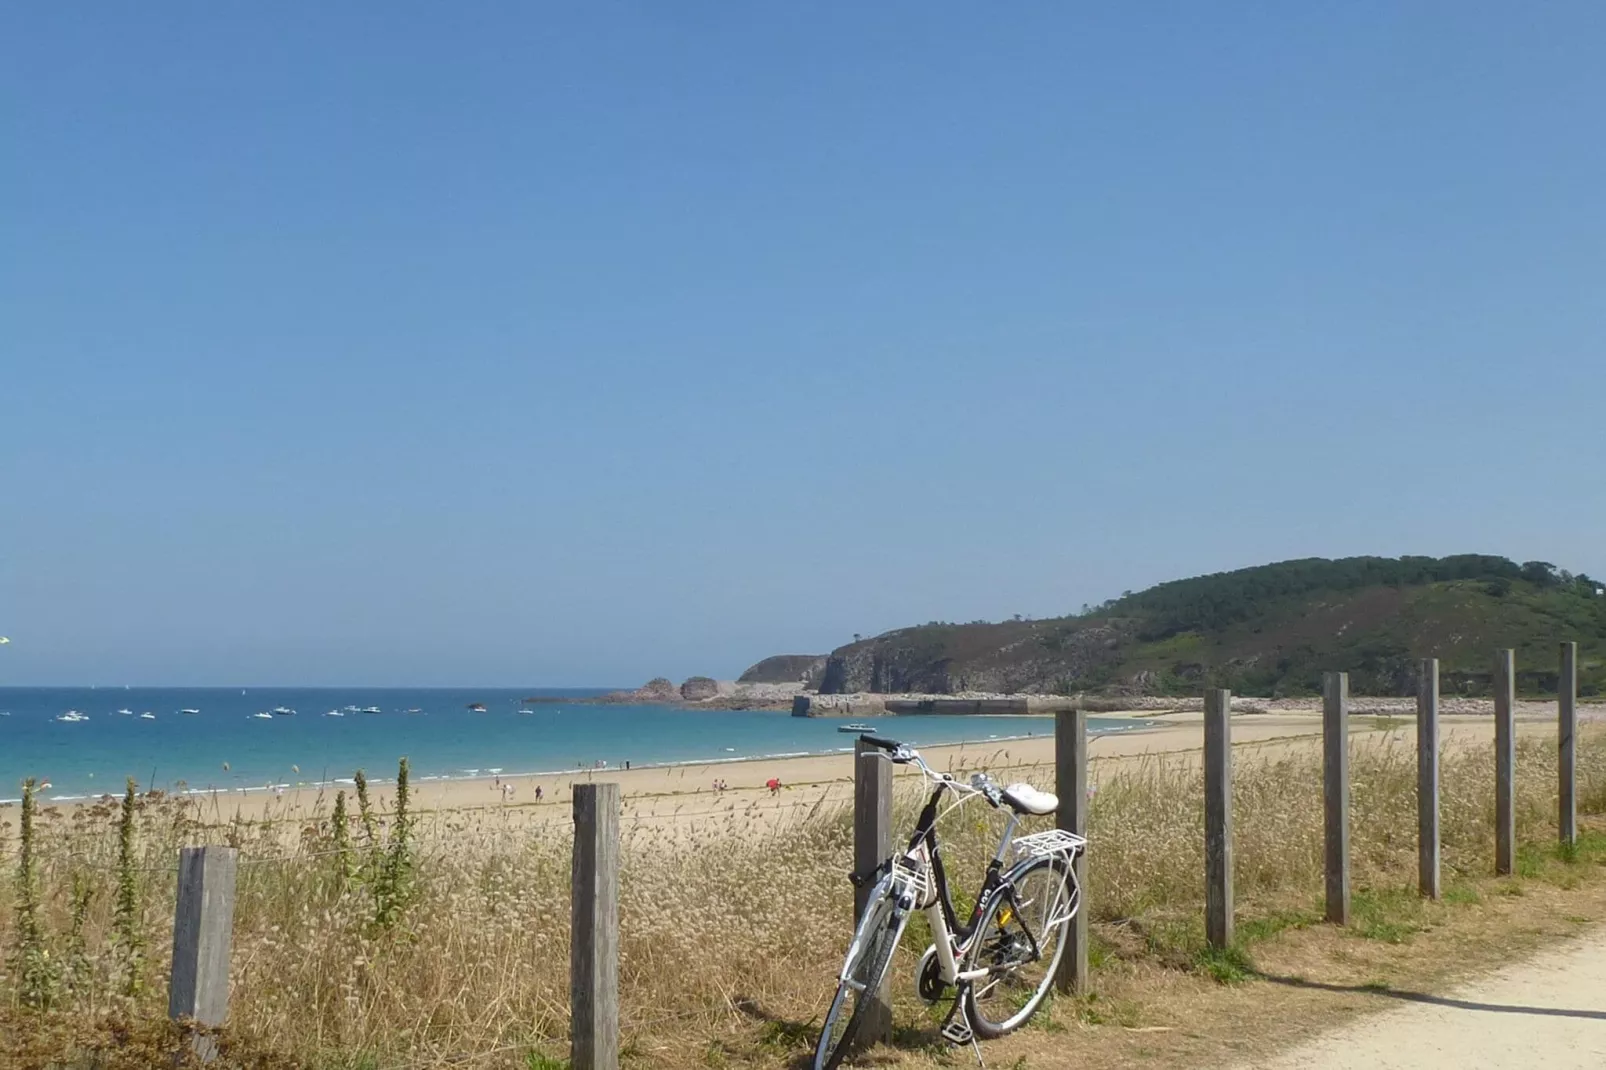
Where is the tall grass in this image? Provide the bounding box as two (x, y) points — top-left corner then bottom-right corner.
(4, 731), (1605, 1068)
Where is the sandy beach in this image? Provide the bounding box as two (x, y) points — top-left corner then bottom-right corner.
(158, 706), (1582, 835)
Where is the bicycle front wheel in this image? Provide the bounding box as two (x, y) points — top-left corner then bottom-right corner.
(961, 856), (1075, 1039)
(813, 890), (906, 1070)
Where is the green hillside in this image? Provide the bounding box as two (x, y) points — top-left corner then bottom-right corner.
(807, 556), (1606, 697)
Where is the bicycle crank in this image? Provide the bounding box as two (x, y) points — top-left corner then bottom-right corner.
(916, 945), (951, 1004)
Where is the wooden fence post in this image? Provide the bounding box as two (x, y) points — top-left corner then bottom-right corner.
(1204, 689), (1234, 949)
(1418, 659), (1441, 899)
(1561, 642), (1578, 848)
(169, 845), (238, 1063)
(1322, 673), (1350, 925)
(572, 783), (620, 1070)
(1495, 649), (1516, 876)
(853, 738), (893, 1046)
(1055, 708), (1089, 993)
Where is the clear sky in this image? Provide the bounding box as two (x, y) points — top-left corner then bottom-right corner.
(4, 4), (1603, 686)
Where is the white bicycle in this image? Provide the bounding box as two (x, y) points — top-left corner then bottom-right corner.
(813, 735), (1084, 1069)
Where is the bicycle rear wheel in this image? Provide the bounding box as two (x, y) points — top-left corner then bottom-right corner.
(961, 856), (1075, 1039)
(814, 891), (905, 1070)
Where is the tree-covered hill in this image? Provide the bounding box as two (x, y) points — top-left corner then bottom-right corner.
(793, 556), (1606, 698)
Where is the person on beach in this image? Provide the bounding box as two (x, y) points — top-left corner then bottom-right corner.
(534, 785), (543, 801)
(766, 777), (781, 796)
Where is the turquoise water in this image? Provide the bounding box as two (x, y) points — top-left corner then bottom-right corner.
(0, 687), (1140, 802)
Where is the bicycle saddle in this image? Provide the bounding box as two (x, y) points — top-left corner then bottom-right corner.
(1001, 783), (1058, 816)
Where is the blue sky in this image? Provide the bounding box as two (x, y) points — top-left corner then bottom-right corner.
(4, 4), (1603, 686)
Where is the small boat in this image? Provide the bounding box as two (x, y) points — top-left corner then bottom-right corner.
(179, 708), (201, 715)
(343, 705), (361, 712)
(360, 706), (382, 714)
(467, 703), (488, 712)
(272, 707), (296, 716)
(139, 712), (156, 720)
(404, 708), (422, 714)
(116, 708), (134, 716)
(324, 709), (344, 717)
(57, 710), (89, 723)
(838, 722), (876, 733)
(252, 712), (274, 720)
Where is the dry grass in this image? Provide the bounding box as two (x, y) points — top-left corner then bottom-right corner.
(5, 727), (1606, 1069)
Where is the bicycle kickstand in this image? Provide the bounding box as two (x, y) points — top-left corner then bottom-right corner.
(939, 985), (986, 1069)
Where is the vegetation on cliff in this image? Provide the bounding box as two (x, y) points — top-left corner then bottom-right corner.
(808, 555), (1606, 698)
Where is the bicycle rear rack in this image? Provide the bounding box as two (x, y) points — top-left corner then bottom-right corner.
(1011, 828), (1086, 862)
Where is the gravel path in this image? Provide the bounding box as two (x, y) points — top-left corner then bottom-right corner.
(1255, 933), (1606, 1068)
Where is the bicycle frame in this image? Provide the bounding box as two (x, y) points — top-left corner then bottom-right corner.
(903, 779), (1030, 985)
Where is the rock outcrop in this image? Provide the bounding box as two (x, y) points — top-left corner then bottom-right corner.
(679, 676), (720, 701)
(596, 677), (683, 704)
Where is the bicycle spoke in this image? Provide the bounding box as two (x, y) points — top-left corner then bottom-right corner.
(962, 859), (1073, 1038)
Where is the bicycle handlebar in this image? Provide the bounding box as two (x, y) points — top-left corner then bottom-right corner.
(856, 732), (1000, 807)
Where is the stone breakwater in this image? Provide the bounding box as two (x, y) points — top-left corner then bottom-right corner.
(569, 676), (1602, 719)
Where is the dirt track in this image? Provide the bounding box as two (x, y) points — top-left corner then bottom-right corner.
(1253, 931), (1606, 1068)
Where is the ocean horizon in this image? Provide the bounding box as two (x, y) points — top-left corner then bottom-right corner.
(0, 686), (1142, 803)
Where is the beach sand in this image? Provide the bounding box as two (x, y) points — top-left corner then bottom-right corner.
(162, 708), (1570, 836)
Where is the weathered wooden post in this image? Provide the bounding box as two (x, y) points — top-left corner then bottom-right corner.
(1204, 689), (1234, 949)
(169, 845), (238, 1062)
(1417, 658), (1441, 899)
(1494, 648), (1516, 876)
(1322, 673), (1350, 925)
(853, 738), (893, 1046)
(1055, 708), (1089, 993)
(572, 783), (620, 1070)
(1561, 642), (1578, 848)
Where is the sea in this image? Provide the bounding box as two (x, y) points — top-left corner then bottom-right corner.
(0, 687), (1143, 803)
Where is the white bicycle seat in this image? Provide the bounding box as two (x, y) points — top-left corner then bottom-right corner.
(1001, 783), (1058, 816)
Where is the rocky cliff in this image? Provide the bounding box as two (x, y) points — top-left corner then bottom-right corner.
(817, 619), (1136, 695)
(737, 654), (827, 685)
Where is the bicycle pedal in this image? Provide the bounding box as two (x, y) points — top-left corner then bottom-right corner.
(940, 1019), (974, 1046)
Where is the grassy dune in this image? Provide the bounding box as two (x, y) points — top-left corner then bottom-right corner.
(5, 727), (1606, 1068)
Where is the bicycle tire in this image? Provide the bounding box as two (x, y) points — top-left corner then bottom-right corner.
(813, 893), (905, 1070)
(960, 855), (1074, 1039)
